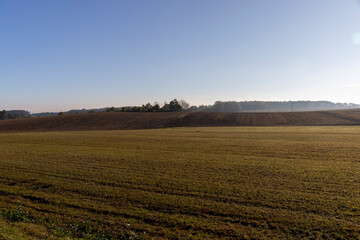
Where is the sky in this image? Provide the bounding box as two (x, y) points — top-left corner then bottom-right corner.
(1, 0), (360, 113)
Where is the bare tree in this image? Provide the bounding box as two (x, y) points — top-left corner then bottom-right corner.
(179, 100), (190, 109)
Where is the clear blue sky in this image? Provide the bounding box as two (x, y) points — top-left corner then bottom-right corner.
(1, 0), (360, 112)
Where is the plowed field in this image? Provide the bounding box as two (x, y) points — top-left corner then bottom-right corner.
(1, 127), (360, 239)
(1, 109), (360, 132)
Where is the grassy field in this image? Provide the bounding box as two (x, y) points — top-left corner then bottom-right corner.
(1, 127), (360, 239)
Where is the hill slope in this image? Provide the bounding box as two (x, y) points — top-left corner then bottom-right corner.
(1, 109), (360, 132)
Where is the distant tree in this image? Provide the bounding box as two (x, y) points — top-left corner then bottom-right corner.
(179, 100), (190, 110)
(214, 101), (224, 112)
(161, 102), (170, 112)
(213, 101), (241, 112)
(169, 99), (183, 112)
(142, 103), (153, 112)
(106, 107), (118, 112)
(58, 112), (65, 116)
(0, 110), (8, 120)
(152, 103), (160, 112)
(187, 106), (198, 112)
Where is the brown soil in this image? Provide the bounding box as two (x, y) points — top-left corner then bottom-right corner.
(1, 109), (360, 132)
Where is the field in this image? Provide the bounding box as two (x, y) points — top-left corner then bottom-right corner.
(1, 126), (360, 239)
(2, 109), (360, 133)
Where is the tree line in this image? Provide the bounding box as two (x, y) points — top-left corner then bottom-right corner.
(2, 100), (359, 120)
(0, 110), (8, 120)
(0, 110), (31, 120)
(105, 99), (189, 113)
(187, 101), (359, 112)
